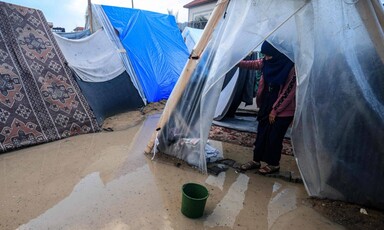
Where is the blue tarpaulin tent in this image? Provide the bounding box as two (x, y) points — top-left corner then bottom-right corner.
(101, 6), (189, 102)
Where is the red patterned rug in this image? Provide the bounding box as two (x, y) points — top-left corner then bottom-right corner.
(0, 2), (99, 153)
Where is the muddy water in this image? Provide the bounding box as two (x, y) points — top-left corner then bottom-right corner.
(0, 114), (344, 230)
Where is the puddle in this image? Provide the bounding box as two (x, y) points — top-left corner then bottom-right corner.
(0, 113), (344, 230)
(267, 182), (297, 229)
(204, 173), (249, 228)
(205, 172), (226, 191)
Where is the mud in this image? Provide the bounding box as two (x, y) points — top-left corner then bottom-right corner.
(0, 109), (349, 230)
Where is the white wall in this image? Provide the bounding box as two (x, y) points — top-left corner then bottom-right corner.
(188, 2), (217, 21)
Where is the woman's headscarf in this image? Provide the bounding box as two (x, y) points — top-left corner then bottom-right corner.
(261, 41), (294, 86)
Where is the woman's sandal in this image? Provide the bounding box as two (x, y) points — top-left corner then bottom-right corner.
(240, 161), (261, 171)
(258, 165), (280, 175)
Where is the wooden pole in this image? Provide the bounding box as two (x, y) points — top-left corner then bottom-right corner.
(88, 0), (93, 33)
(144, 0), (230, 154)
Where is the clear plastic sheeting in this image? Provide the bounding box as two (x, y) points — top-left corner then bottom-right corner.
(158, 0), (307, 174)
(292, 0), (384, 209)
(158, 0), (384, 209)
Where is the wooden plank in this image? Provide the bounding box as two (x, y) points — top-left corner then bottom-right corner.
(88, 0), (93, 33)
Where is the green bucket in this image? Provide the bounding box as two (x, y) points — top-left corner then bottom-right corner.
(181, 183), (209, 218)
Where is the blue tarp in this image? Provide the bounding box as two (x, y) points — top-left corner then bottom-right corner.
(55, 29), (91, 39)
(102, 5), (189, 102)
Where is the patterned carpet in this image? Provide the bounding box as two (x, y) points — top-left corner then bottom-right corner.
(209, 125), (294, 156)
(0, 2), (99, 153)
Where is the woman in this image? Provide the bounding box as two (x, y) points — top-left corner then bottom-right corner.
(238, 41), (296, 175)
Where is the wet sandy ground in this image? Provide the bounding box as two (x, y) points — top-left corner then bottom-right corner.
(0, 113), (345, 230)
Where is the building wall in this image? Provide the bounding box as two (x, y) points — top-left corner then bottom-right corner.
(188, 2), (217, 22)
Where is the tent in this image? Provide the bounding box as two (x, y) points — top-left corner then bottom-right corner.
(182, 26), (204, 53)
(0, 2), (100, 153)
(53, 5), (190, 123)
(54, 29), (145, 124)
(55, 29), (91, 39)
(182, 26), (258, 121)
(181, 26), (261, 131)
(152, 0), (384, 209)
(214, 52), (260, 120)
(87, 5), (190, 103)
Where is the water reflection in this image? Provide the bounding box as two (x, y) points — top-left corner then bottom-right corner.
(205, 172), (226, 191)
(267, 182), (297, 229)
(19, 166), (173, 230)
(204, 173), (249, 228)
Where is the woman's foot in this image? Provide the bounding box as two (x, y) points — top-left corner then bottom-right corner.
(258, 165), (280, 175)
(240, 161), (261, 171)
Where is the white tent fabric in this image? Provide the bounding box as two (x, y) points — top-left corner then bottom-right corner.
(182, 27), (204, 53)
(158, 0), (384, 209)
(87, 4), (147, 103)
(54, 29), (125, 82)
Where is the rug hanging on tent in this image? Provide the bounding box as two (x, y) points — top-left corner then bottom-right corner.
(0, 2), (99, 153)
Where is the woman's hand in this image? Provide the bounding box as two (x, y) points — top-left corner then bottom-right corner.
(269, 113), (276, 124)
